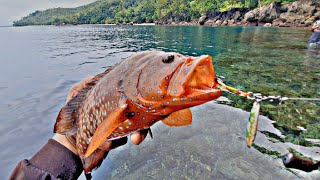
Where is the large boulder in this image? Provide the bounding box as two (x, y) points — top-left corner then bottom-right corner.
(243, 11), (256, 22)
(279, 12), (306, 24)
(301, 2), (316, 15)
(243, 2), (282, 23)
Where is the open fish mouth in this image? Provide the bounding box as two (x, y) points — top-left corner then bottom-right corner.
(162, 54), (221, 109)
(184, 55), (216, 96)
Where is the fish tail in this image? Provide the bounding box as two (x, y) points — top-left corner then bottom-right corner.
(54, 65), (119, 135)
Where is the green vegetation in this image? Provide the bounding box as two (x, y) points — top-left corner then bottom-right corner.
(13, 0), (298, 26)
(252, 144), (282, 158)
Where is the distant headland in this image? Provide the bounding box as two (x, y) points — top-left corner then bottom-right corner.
(13, 0), (319, 28)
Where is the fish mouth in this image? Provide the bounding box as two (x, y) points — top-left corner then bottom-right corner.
(185, 55), (215, 94)
(168, 55), (218, 99)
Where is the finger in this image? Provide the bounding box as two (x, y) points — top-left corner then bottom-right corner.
(130, 129), (148, 145)
(99, 141), (113, 151)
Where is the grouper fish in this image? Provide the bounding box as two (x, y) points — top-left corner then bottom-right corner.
(54, 51), (222, 172)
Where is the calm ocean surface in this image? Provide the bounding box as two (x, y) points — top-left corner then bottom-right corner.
(0, 25), (319, 178)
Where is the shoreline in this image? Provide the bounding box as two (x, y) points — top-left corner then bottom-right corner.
(13, 1), (319, 29)
(16, 23), (311, 29)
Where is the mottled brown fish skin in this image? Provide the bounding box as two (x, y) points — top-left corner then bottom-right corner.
(55, 51), (222, 172)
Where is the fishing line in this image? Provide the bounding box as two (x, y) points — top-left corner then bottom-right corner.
(216, 78), (320, 103)
(284, 97), (320, 101)
(215, 78), (320, 148)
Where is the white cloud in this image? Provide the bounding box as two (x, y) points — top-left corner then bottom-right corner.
(0, 0), (97, 25)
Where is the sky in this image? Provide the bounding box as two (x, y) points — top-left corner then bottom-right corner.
(0, 0), (97, 25)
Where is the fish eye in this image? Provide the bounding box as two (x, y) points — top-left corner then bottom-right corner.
(162, 55), (175, 63)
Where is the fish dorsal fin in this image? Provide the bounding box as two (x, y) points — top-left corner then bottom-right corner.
(54, 64), (120, 135)
(162, 108), (192, 127)
(85, 101), (128, 157)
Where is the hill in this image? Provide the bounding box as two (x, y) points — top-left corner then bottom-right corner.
(13, 0), (299, 26)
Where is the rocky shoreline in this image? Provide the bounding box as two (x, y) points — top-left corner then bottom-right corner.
(156, 1), (320, 28)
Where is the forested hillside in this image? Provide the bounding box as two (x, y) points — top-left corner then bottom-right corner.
(13, 0), (298, 26)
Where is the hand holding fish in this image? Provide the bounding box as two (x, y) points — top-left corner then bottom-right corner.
(53, 75), (149, 159)
(54, 51), (222, 173)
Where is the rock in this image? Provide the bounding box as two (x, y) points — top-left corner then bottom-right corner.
(206, 8), (248, 26)
(305, 16), (316, 26)
(215, 20), (223, 26)
(129, 22), (134, 25)
(314, 11), (320, 19)
(287, 1), (299, 13)
(297, 23), (309, 27)
(236, 22), (243, 26)
(198, 15), (207, 25)
(279, 22), (291, 27)
(263, 23), (272, 27)
(221, 20), (228, 26)
(243, 11), (256, 22)
(243, 2), (282, 23)
(228, 19), (235, 26)
(204, 19), (215, 26)
(154, 21), (159, 25)
(179, 22), (184, 25)
(272, 18), (286, 26)
(233, 11), (241, 21)
(280, 4), (289, 13)
(280, 12), (305, 24)
(192, 1), (319, 28)
(240, 21), (249, 26)
(166, 19), (173, 25)
(301, 2), (316, 15)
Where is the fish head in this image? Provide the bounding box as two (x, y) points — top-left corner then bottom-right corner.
(134, 52), (221, 116)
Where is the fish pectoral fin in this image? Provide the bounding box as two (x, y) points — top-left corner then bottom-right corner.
(162, 108), (192, 127)
(85, 102), (128, 158)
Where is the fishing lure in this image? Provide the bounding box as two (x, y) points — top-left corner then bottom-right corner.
(246, 101), (260, 147)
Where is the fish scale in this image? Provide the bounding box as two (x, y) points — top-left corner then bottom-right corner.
(54, 51), (222, 173)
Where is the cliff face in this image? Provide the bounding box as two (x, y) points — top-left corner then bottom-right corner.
(200, 1), (320, 27)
